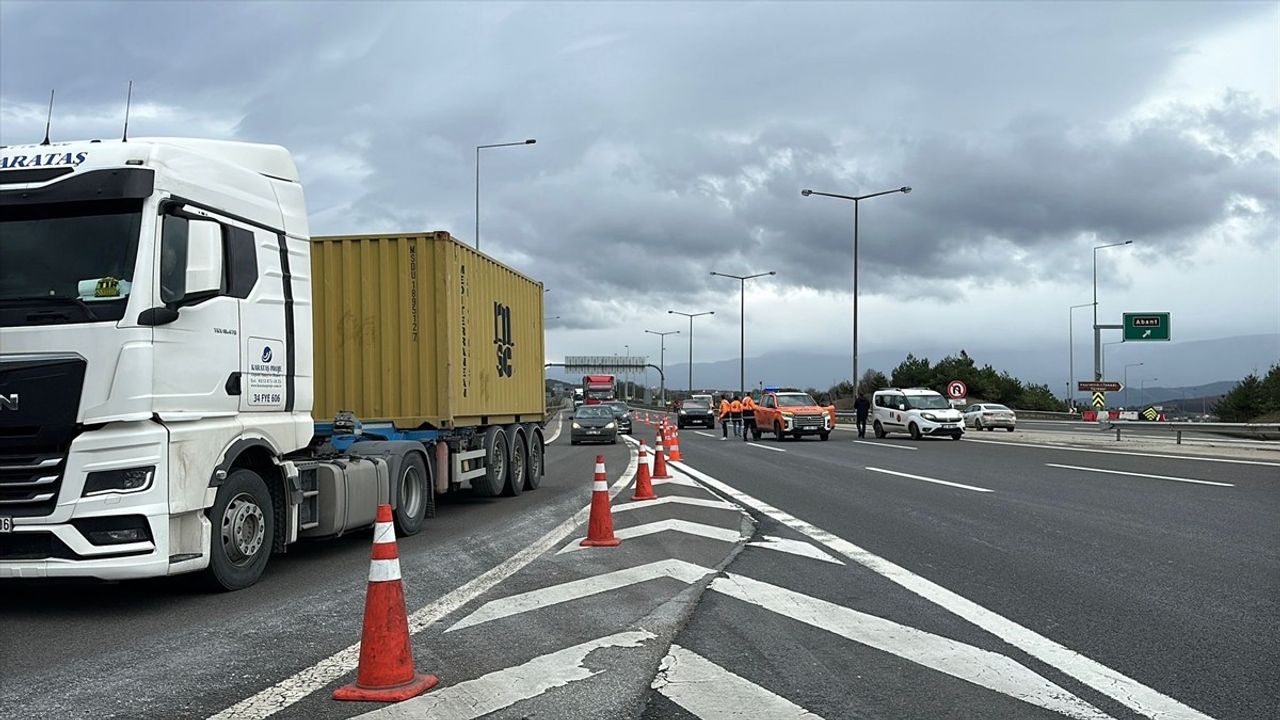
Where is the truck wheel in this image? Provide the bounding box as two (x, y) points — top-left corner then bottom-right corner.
(873, 420), (886, 439)
(504, 428), (527, 497)
(524, 427), (544, 491)
(394, 453), (429, 536)
(205, 468), (274, 591)
(820, 432), (830, 441)
(909, 423), (922, 441)
(478, 426), (508, 497)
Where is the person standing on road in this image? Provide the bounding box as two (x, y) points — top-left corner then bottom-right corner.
(741, 393), (757, 442)
(729, 396), (743, 437)
(719, 395), (731, 440)
(854, 392), (871, 438)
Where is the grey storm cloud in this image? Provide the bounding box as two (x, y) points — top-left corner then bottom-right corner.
(2, 0), (1276, 331)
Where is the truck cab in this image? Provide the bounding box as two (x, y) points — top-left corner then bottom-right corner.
(752, 389), (835, 441)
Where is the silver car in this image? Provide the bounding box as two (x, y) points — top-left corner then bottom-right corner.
(962, 403), (1017, 431)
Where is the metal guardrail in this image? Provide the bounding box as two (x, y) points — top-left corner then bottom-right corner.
(1106, 420), (1280, 443)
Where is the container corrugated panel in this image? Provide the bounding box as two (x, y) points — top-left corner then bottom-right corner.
(310, 231), (545, 428)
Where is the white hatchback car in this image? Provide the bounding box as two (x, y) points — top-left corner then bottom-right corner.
(872, 388), (965, 440)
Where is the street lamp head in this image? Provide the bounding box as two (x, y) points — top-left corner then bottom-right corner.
(667, 310), (674, 314)
(801, 189), (813, 197)
(768, 271), (777, 276)
(525, 139), (536, 144)
(1124, 240), (1132, 245)
(900, 186), (912, 194)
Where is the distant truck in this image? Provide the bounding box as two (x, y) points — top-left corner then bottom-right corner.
(0, 138), (546, 589)
(751, 389), (836, 441)
(581, 374), (616, 405)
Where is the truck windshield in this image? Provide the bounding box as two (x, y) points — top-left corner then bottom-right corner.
(906, 395), (951, 410)
(0, 200), (144, 326)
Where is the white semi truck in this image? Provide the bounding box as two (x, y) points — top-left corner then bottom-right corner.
(0, 138), (547, 589)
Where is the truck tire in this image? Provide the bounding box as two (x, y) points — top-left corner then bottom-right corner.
(909, 423), (922, 441)
(477, 426), (508, 497)
(394, 453), (429, 536)
(205, 468), (274, 591)
(503, 427), (527, 497)
(524, 426), (544, 491)
(873, 420), (886, 439)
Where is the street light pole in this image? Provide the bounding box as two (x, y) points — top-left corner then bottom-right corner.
(624, 344), (630, 400)
(1124, 362), (1143, 407)
(1140, 378), (1157, 407)
(801, 185), (911, 394)
(668, 310), (714, 393)
(645, 329), (679, 406)
(475, 138), (536, 252)
(710, 270), (775, 396)
(1092, 240), (1133, 380)
(1069, 302), (1091, 408)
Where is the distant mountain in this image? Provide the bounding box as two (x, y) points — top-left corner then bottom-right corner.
(548, 334), (1279, 400)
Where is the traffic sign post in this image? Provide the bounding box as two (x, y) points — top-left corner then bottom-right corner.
(946, 380), (967, 400)
(1123, 312), (1171, 342)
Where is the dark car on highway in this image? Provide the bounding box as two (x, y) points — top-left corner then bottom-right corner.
(570, 405), (619, 445)
(602, 400), (633, 434)
(677, 398), (716, 429)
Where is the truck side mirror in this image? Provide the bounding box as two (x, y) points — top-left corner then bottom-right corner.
(183, 220), (225, 299)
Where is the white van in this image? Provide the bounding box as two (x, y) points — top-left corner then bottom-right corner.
(872, 388), (964, 440)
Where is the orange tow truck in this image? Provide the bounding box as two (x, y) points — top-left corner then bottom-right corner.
(751, 388), (837, 441)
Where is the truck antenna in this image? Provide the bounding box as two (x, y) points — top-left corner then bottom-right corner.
(40, 89), (55, 146)
(122, 80), (133, 142)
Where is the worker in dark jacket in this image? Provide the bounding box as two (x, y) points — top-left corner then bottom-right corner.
(854, 392), (871, 438)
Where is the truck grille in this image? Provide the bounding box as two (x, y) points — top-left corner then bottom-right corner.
(0, 453), (65, 517)
(794, 414), (826, 429)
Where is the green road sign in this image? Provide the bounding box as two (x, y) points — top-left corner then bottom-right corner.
(1123, 312), (1171, 341)
(1092, 391), (1106, 409)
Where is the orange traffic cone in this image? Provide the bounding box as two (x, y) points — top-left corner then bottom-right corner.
(334, 505), (438, 702)
(633, 440), (656, 501)
(667, 426), (684, 462)
(652, 430), (672, 480)
(581, 455), (621, 546)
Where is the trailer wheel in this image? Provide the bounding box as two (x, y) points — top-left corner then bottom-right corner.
(394, 453), (429, 536)
(524, 427), (544, 491)
(504, 427), (527, 497)
(205, 468), (274, 591)
(478, 426), (508, 497)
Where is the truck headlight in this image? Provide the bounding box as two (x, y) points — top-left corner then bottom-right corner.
(82, 466), (155, 496)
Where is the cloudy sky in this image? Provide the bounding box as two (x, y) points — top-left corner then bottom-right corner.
(3, 1), (1277, 382)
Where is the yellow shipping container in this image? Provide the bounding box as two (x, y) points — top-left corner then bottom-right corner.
(310, 231), (545, 429)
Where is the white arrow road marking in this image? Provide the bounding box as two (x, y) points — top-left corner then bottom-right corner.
(545, 411), (565, 444)
(1044, 463), (1233, 487)
(747, 535), (844, 565)
(673, 463), (1216, 720)
(558, 519), (744, 554)
(446, 559), (714, 633)
(865, 466), (994, 493)
(651, 473), (701, 487)
(711, 574), (1111, 719)
(207, 442), (641, 720)
(852, 440), (917, 451)
(612, 495), (739, 514)
(653, 644), (824, 719)
(355, 630), (657, 720)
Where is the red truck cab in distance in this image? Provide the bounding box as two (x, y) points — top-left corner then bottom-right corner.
(582, 375), (616, 405)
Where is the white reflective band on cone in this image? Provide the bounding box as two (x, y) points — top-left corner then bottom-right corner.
(368, 558), (402, 583)
(593, 480), (608, 492)
(373, 521), (395, 544)
(594, 463), (606, 473)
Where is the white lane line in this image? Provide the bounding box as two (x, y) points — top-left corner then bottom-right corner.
(208, 441), (639, 720)
(653, 644), (824, 719)
(545, 411), (565, 444)
(965, 437), (1280, 467)
(694, 431), (718, 438)
(357, 630), (657, 719)
(747, 535), (844, 565)
(558, 519), (744, 554)
(612, 495), (739, 514)
(672, 463), (1215, 720)
(746, 442), (787, 453)
(712, 574), (1109, 719)
(1044, 463), (1234, 488)
(445, 559), (713, 633)
(852, 440), (917, 451)
(865, 466), (994, 494)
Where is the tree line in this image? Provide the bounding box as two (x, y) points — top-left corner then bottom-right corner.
(808, 350), (1068, 411)
(1214, 364), (1280, 422)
